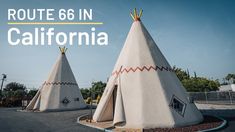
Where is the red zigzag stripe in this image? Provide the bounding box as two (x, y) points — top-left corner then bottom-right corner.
(111, 65), (173, 76)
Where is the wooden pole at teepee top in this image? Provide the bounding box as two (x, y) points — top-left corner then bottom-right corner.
(130, 8), (143, 21)
(59, 46), (67, 54)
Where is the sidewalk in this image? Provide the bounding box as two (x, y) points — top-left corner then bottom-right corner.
(196, 103), (235, 118)
(196, 103), (235, 110)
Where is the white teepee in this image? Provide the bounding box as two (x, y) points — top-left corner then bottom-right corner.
(26, 47), (86, 111)
(93, 9), (203, 128)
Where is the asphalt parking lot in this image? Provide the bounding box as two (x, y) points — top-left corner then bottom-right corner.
(0, 107), (235, 132)
(201, 109), (235, 132)
(0, 108), (101, 132)
(196, 103), (235, 132)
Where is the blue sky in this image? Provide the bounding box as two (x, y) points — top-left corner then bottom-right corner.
(0, 0), (235, 89)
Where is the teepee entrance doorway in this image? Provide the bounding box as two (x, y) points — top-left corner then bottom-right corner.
(112, 85), (118, 118)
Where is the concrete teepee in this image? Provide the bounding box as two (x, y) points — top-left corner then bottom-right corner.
(93, 9), (203, 128)
(26, 47), (86, 111)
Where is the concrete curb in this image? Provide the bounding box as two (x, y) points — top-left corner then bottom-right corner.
(77, 114), (227, 132)
(198, 115), (227, 132)
(77, 114), (113, 132)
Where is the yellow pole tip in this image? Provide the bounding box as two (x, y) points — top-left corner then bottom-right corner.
(59, 46), (67, 54)
(130, 8), (143, 21)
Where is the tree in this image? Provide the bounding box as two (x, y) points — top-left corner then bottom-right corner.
(3, 82), (27, 99)
(225, 73), (235, 84)
(80, 88), (90, 99)
(172, 66), (190, 81)
(4, 82), (26, 92)
(80, 81), (107, 100)
(13, 89), (26, 98)
(27, 89), (38, 98)
(182, 77), (219, 92)
(173, 66), (219, 92)
(2, 82), (27, 107)
(91, 81), (106, 99)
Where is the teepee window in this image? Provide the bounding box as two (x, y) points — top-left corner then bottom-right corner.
(74, 97), (80, 101)
(170, 95), (186, 116)
(61, 97), (70, 105)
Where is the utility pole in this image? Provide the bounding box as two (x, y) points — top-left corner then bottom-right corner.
(0, 74), (7, 100)
(90, 80), (94, 123)
(90, 86), (93, 123)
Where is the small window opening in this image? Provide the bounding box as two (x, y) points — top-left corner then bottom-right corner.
(169, 95), (186, 116)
